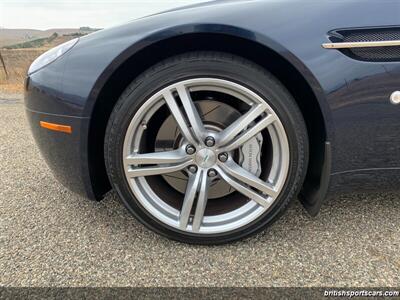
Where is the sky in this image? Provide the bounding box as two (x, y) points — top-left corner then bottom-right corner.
(0, 0), (209, 30)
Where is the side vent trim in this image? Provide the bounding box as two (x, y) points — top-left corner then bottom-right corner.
(322, 40), (400, 49)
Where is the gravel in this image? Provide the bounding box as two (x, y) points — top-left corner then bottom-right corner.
(1, 95), (399, 287)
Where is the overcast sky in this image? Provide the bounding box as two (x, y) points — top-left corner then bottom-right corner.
(0, 0), (209, 30)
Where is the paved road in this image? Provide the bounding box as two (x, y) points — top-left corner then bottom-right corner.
(1, 95), (399, 287)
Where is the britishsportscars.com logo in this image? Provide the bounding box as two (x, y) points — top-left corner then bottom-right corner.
(324, 290), (399, 298)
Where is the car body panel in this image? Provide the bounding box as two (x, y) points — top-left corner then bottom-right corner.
(25, 107), (94, 197)
(25, 0), (400, 207)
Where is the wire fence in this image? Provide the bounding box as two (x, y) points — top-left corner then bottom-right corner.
(0, 49), (45, 93)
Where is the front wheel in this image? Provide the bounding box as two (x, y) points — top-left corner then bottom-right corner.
(105, 52), (308, 244)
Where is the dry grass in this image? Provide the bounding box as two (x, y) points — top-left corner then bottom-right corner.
(0, 49), (47, 93)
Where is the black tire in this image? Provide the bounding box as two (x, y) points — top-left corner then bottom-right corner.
(105, 51), (309, 244)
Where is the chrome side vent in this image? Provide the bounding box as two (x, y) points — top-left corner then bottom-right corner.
(322, 27), (400, 62)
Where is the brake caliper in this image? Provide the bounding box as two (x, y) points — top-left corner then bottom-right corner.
(239, 133), (263, 177)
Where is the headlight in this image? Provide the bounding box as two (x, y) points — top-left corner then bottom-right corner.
(28, 38), (79, 75)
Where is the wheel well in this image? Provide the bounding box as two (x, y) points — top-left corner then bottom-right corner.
(89, 33), (327, 201)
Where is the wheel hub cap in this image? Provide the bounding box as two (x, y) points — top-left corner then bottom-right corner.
(195, 148), (216, 168)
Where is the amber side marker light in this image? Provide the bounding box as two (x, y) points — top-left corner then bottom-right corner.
(40, 121), (72, 134)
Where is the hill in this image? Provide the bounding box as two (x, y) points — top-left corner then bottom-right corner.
(0, 27), (99, 48)
(3, 33), (83, 49)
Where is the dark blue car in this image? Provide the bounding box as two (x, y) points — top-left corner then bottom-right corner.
(25, 0), (400, 244)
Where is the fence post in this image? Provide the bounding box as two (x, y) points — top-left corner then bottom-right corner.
(0, 51), (9, 79)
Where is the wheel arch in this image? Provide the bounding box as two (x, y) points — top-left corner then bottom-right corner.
(88, 28), (331, 215)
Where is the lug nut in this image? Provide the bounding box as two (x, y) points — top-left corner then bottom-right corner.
(208, 169), (218, 177)
(205, 136), (215, 147)
(218, 153), (229, 162)
(186, 145), (196, 155)
(188, 165), (198, 173)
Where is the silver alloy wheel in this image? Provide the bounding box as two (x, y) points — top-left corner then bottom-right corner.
(123, 78), (290, 234)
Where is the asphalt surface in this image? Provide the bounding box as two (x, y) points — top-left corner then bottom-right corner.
(1, 93), (399, 287)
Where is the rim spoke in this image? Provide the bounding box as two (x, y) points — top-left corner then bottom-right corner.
(220, 114), (277, 152)
(217, 104), (266, 146)
(179, 170), (209, 231)
(125, 149), (189, 165)
(176, 84), (206, 143)
(163, 90), (197, 145)
(216, 166), (273, 208)
(179, 171), (202, 230)
(162, 85), (206, 145)
(219, 160), (278, 199)
(127, 160), (192, 177)
(192, 172), (210, 232)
